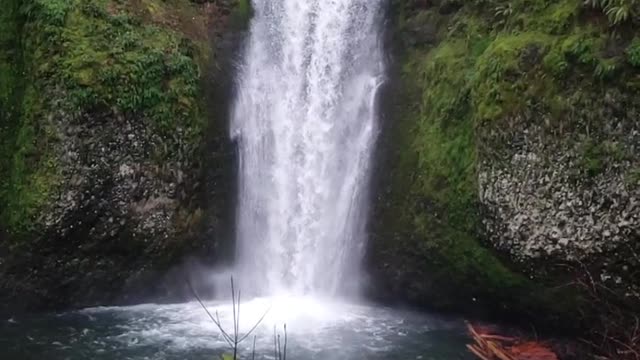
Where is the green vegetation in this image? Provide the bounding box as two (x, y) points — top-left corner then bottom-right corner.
(584, 0), (639, 25)
(229, 0), (254, 30)
(580, 137), (625, 176)
(377, 0), (640, 326)
(0, 0), (22, 188)
(0, 0), (211, 235)
(22, 0), (205, 136)
(628, 167), (640, 185)
(627, 37), (640, 66)
(389, 26), (554, 318)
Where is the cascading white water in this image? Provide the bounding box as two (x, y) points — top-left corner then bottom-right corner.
(230, 0), (385, 296)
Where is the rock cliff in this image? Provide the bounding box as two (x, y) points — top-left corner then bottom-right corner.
(0, 0), (247, 312)
(369, 0), (640, 339)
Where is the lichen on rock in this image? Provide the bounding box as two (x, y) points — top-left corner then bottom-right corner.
(0, 0), (240, 311)
(370, 0), (640, 334)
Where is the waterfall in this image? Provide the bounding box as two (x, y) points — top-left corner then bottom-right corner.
(230, 0), (385, 296)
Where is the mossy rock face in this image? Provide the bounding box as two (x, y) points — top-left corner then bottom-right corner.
(0, 0), (239, 312)
(370, 0), (640, 332)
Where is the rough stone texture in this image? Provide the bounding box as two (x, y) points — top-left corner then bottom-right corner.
(48, 110), (187, 245)
(368, 0), (640, 336)
(478, 103), (640, 301)
(0, 105), (209, 312)
(0, 0), (243, 313)
(480, 126), (639, 261)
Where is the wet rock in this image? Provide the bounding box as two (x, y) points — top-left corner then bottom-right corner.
(478, 112), (640, 302)
(0, 106), (217, 313)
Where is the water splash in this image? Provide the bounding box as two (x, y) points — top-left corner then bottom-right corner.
(230, 0), (386, 296)
(0, 299), (470, 360)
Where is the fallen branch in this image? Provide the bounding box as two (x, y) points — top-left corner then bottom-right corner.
(466, 323), (558, 360)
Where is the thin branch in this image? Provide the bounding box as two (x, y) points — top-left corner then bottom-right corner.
(277, 334), (282, 360)
(186, 278), (234, 346)
(237, 288), (242, 345)
(231, 277), (238, 360)
(273, 326), (278, 360)
(283, 324), (287, 360)
(237, 305), (272, 343)
(251, 335), (256, 360)
(214, 310), (235, 345)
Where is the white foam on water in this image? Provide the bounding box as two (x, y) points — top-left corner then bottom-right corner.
(80, 298), (463, 357)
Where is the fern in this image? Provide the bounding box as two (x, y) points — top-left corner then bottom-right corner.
(627, 37), (640, 66)
(584, 0), (639, 25)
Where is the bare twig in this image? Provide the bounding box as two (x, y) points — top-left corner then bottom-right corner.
(572, 262), (640, 360)
(251, 335), (256, 360)
(273, 326), (278, 360)
(283, 324), (287, 360)
(277, 334), (282, 360)
(187, 276), (272, 360)
(231, 278), (238, 360)
(237, 307), (271, 343)
(186, 278), (234, 346)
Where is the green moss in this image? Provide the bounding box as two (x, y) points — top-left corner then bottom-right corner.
(0, 0), (22, 110)
(472, 33), (552, 123)
(581, 139), (607, 176)
(379, 19), (535, 316)
(627, 168), (640, 186)
(237, 0), (253, 19)
(2, 88), (61, 232)
(0, 0), (29, 231)
(626, 37), (640, 66)
(0, 0), (21, 118)
(36, 0), (203, 137)
(411, 40), (478, 227)
(543, 46), (570, 76)
(561, 31), (604, 65)
(580, 138), (625, 176)
(1, 0), (211, 235)
(229, 0), (253, 30)
(536, 0), (581, 34)
(377, 0), (640, 327)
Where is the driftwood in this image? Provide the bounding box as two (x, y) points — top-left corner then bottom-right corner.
(467, 323), (559, 360)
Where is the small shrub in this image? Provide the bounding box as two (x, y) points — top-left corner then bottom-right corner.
(626, 168), (640, 186)
(543, 48), (570, 77)
(626, 37), (640, 66)
(493, 3), (513, 27)
(580, 138), (624, 176)
(583, 0), (639, 25)
(562, 34), (599, 65)
(594, 57), (620, 79)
